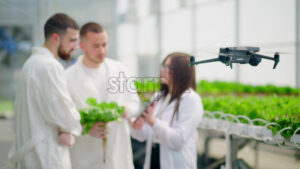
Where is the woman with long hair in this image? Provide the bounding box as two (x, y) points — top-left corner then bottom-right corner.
(131, 52), (204, 169)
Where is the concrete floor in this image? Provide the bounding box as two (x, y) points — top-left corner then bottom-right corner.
(0, 119), (14, 169)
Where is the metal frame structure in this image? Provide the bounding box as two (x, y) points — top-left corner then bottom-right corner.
(199, 111), (300, 169)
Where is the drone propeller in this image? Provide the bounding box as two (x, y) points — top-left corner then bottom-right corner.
(218, 53), (232, 68)
(273, 52), (280, 69)
(228, 56), (233, 69)
(190, 56), (195, 66)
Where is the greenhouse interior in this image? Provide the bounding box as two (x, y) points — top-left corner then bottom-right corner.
(0, 0), (299, 169)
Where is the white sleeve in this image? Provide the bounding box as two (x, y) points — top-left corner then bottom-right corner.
(130, 92), (162, 141)
(122, 67), (141, 117)
(130, 123), (151, 142)
(39, 64), (82, 136)
(124, 93), (141, 117)
(151, 94), (203, 150)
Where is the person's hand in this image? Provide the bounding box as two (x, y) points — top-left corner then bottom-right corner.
(88, 122), (107, 138)
(130, 117), (145, 130)
(57, 132), (75, 147)
(142, 101), (157, 126)
(122, 108), (129, 118)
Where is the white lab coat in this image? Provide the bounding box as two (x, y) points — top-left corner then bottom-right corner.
(131, 88), (203, 169)
(65, 56), (140, 169)
(10, 47), (82, 169)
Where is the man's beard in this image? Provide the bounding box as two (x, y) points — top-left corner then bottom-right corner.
(58, 44), (72, 61)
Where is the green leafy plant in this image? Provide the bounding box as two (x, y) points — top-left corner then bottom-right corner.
(79, 97), (125, 162)
(79, 97), (125, 134)
(202, 96), (300, 138)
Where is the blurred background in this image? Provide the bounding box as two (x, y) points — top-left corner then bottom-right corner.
(0, 0), (299, 169)
(0, 0), (299, 102)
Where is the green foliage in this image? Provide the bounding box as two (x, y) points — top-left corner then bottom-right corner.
(202, 96), (300, 138)
(134, 79), (160, 93)
(79, 97), (125, 135)
(134, 79), (300, 102)
(134, 79), (300, 139)
(197, 80), (300, 95)
(0, 100), (13, 114)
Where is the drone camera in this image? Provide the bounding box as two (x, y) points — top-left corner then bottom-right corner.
(249, 57), (262, 66)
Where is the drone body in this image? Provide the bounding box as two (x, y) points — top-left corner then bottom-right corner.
(190, 47), (280, 69)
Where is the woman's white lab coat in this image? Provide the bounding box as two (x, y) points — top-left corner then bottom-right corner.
(131, 88), (203, 169)
(10, 47), (82, 169)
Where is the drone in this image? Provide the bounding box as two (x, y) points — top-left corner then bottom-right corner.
(190, 47), (280, 69)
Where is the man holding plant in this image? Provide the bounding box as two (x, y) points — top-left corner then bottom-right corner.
(65, 22), (140, 169)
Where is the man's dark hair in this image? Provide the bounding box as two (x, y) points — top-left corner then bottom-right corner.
(80, 22), (104, 39)
(44, 13), (79, 39)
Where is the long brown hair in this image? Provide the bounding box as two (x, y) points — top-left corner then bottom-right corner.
(159, 52), (196, 123)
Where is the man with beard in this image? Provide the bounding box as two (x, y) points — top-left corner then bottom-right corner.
(65, 22), (140, 169)
(9, 13), (82, 169)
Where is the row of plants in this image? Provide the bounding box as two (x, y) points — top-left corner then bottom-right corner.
(135, 80), (300, 96)
(134, 80), (300, 139)
(134, 80), (160, 94)
(202, 96), (300, 138)
(197, 80), (300, 95)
